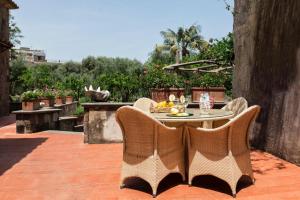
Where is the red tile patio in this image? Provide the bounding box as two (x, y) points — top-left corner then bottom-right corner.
(1, 115), (300, 200)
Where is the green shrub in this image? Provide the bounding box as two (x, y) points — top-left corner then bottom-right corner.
(190, 73), (226, 87)
(21, 90), (39, 101)
(54, 90), (65, 98)
(79, 96), (92, 104)
(10, 95), (21, 103)
(65, 90), (75, 97)
(40, 90), (55, 99)
(73, 105), (84, 116)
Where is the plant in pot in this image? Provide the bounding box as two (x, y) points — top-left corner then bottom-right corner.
(39, 90), (55, 107)
(54, 90), (66, 105)
(21, 90), (40, 111)
(168, 74), (185, 100)
(145, 67), (169, 102)
(65, 90), (74, 104)
(190, 73), (226, 102)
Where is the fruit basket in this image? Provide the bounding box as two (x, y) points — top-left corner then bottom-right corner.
(150, 101), (174, 113)
(150, 106), (172, 113)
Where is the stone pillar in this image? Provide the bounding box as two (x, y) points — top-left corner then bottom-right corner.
(0, 7), (10, 117)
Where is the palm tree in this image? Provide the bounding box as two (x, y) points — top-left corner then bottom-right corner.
(155, 25), (206, 63)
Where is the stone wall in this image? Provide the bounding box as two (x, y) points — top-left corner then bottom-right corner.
(0, 7), (10, 117)
(83, 103), (132, 144)
(234, 0), (300, 165)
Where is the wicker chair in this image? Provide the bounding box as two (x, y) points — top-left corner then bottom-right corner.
(187, 105), (260, 197)
(116, 106), (185, 197)
(213, 97), (248, 128)
(133, 97), (157, 113)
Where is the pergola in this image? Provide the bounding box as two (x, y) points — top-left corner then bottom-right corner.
(162, 60), (233, 74)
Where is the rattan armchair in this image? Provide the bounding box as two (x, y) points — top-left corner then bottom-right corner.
(116, 106), (185, 197)
(187, 105), (260, 197)
(133, 97), (157, 113)
(213, 97), (248, 128)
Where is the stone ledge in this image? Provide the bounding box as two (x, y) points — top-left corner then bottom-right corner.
(12, 108), (61, 114)
(82, 102), (133, 111)
(82, 102), (226, 111)
(54, 101), (78, 108)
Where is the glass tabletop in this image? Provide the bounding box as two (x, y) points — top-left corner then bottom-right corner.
(150, 109), (234, 122)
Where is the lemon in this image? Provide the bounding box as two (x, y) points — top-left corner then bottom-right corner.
(177, 113), (189, 117)
(171, 107), (179, 115)
(168, 101), (175, 107)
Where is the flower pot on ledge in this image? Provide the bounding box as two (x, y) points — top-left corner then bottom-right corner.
(151, 88), (185, 102)
(55, 97), (65, 105)
(169, 88), (185, 99)
(65, 96), (73, 104)
(191, 87), (225, 102)
(40, 98), (55, 107)
(209, 87), (226, 102)
(151, 88), (168, 102)
(22, 101), (40, 111)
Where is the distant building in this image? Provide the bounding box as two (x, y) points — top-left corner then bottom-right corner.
(15, 47), (47, 63)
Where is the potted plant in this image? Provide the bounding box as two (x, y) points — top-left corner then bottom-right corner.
(39, 90), (55, 107)
(168, 74), (185, 99)
(21, 90), (40, 111)
(145, 67), (169, 102)
(145, 67), (185, 102)
(204, 73), (226, 102)
(190, 73), (226, 102)
(65, 90), (74, 104)
(55, 90), (66, 105)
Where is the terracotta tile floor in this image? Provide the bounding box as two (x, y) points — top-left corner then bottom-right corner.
(1, 115), (300, 200)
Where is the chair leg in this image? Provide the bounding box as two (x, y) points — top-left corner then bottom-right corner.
(151, 185), (158, 198)
(120, 183), (125, 189)
(188, 179), (192, 187)
(181, 173), (186, 182)
(230, 182), (237, 198)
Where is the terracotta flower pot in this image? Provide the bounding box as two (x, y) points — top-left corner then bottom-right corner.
(168, 88), (185, 99)
(55, 97), (65, 105)
(40, 98), (55, 107)
(22, 100), (40, 111)
(150, 88), (168, 102)
(209, 87), (226, 102)
(191, 87), (209, 102)
(65, 96), (73, 104)
(191, 87), (226, 102)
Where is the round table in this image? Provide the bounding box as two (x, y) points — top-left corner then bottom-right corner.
(150, 109), (234, 128)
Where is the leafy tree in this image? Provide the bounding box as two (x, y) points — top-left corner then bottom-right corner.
(9, 15), (23, 59)
(9, 15), (22, 46)
(155, 25), (207, 63)
(63, 74), (87, 100)
(200, 33), (234, 65)
(20, 64), (56, 90)
(94, 73), (141, 102)
(9, 58), (27, 95)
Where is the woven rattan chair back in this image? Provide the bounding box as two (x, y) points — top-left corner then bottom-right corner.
(222, 97), (248, 117)
(116, 106), (160, 157)
(116, 106), (185, 197)
(133, 97), (157, 113)
(187, 105), (261, 197)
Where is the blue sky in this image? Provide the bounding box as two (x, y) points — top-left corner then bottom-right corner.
(12, 0), (233, 63)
